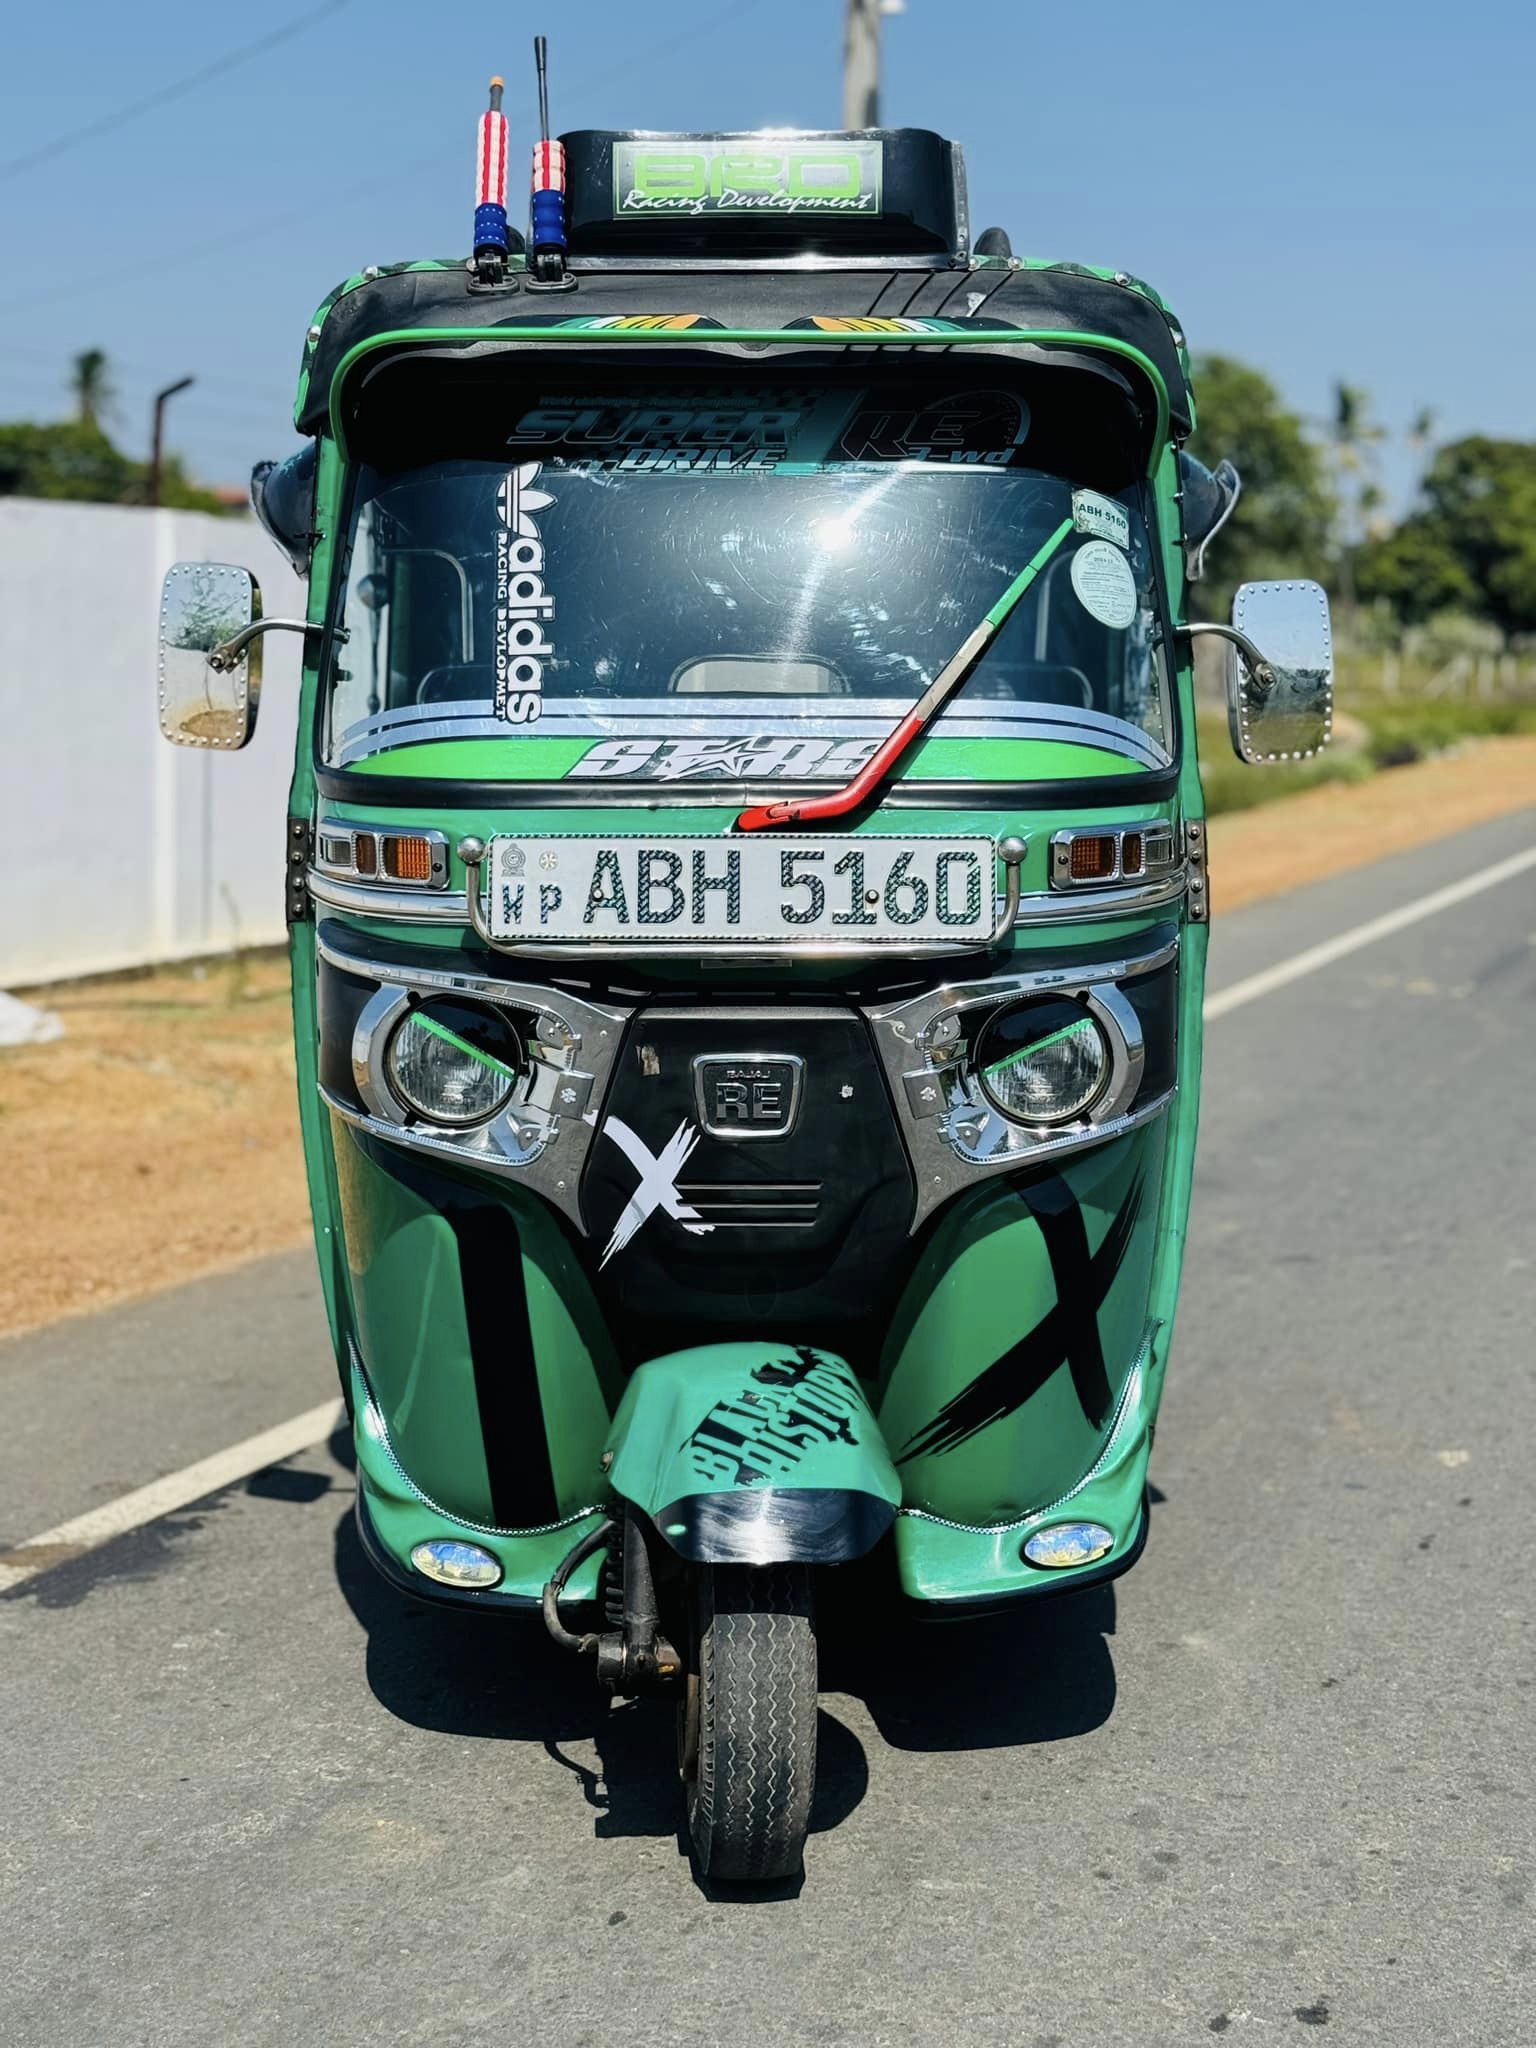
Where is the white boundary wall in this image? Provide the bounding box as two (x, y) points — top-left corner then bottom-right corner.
(1, 497), (305, 985)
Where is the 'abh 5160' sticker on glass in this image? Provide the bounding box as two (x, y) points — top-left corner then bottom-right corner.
(1070, 540), (1138, 630)
(1071, 488), (1131, 550)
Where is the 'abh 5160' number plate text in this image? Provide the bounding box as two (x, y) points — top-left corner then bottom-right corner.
(484, 835), (995, 944)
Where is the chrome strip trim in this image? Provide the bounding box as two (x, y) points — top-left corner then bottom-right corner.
(308, 871), (471, 923)
(868, 931), (1180, 1011)
(310, 865), (1184, 944)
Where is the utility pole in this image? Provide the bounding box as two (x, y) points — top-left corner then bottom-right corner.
(148, 376), (194, 507)
(843, 0), (904, 130)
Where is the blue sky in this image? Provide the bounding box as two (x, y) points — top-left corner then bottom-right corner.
(1, 0), (1529, 502)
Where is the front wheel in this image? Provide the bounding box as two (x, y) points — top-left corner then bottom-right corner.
(680, 1563), (817, 1882)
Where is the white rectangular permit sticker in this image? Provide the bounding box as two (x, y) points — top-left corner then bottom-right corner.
(485, 834), (995, 945)
(1072, 489), (1131, 550)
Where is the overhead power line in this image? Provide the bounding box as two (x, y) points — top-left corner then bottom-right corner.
(0, 0), (352, 182)
(0, 0), (762, 322)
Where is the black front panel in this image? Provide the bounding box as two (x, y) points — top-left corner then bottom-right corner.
(581, 1006), (914, 1359)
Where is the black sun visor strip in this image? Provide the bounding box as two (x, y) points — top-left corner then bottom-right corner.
(297, 263), (1191, 439)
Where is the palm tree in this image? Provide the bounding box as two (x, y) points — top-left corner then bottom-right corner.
(69, 348), (114, 430)
(1329, 382), (1385, 632)
(1406, 406), (1438, 494)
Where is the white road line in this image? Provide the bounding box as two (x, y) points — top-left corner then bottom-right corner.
(1204, 843), (1536, 1020)
(0, 1398), (343, 1594)
(5, 840), (1534, 1594)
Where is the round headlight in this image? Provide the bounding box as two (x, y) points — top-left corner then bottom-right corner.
(976, 998), (1109, 1125)
(386, 1001), (520, 1128)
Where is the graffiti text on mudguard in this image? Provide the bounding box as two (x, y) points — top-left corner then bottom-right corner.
(682, 1347), (864, 1487)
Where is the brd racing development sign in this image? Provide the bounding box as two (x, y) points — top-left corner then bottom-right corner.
(614, 140), (882, 217)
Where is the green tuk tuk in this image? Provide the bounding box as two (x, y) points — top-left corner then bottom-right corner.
(158, 102), (1331, 1881)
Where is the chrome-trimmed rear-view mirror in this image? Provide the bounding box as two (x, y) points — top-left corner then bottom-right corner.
(1225, 579), (1333, 763)
(157, 561), (262, 750)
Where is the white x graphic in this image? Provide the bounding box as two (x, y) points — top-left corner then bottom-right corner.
(599, 1117), (715, 1268)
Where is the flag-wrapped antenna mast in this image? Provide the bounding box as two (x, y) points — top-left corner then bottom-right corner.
(529, 35), (568, 283)
(472, 76), (510, 283)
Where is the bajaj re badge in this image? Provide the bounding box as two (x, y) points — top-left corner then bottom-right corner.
(693, 1055), (804, 1139)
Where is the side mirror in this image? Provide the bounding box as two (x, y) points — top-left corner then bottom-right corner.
(1225, 579), (1333, 763)
(157, 562), (262, 750)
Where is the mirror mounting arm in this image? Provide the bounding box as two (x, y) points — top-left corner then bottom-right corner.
(208, 617), (334, 673)
(1180, 622), (1276, 695)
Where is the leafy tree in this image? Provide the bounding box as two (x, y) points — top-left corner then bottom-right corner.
(0, 420), (136, 501)
(1185, 354), (1334, 617)
(0, 417), (225, 511)
(1357, 437), (1536, 637)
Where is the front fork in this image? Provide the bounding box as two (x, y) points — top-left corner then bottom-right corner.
(543, 1509), (683, 1697)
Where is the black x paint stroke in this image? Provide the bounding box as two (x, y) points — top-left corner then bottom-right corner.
(896, 1169), (1145, 1463)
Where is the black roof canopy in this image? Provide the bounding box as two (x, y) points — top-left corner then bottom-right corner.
(298, 257), (1192, 443)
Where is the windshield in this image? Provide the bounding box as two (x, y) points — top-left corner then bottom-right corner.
(326, 377), (1172, 777)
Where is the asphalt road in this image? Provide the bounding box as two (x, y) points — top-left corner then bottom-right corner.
(3, 810), (1534, 2048)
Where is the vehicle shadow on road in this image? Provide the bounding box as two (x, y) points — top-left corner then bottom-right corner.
(329, 1489), (870, 1890)
(816, 1550), (1120, 1752)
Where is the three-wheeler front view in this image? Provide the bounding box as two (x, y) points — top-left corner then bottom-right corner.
(158, 57), (1333, 1881)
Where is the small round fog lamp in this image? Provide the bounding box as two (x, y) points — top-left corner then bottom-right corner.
(410, 1538), (503, 1589)
(976, 999), (1108, 1125)
(1022, 1521), (1115, 1570)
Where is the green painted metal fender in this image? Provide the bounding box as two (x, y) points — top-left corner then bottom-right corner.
(604, 1342), (902, 1565)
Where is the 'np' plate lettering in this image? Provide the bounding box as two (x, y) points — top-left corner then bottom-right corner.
(484, 834), (995, 945)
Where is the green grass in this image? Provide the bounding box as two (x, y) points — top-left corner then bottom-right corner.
(1198, 730), (1371, 817)
(1198, 679), (1536, 817)
(1352, 696), (1536, 767)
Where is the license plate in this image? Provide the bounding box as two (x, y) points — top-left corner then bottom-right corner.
(484, 834), (995, 944)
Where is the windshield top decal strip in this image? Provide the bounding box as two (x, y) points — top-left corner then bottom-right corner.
(332, 704), (1170, 774)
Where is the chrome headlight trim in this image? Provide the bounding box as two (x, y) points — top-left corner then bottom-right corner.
(862, 934), (1176, 1231)
(307, 865), (1185, 939)
(319, 931), (633, 1233)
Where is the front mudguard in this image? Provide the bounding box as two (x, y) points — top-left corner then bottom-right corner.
(604, 1342), (901, 1566)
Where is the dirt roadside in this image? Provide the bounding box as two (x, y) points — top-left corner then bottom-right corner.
(3, 734), (1533, 1344)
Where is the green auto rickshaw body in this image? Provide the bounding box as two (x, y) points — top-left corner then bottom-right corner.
(270, 129), (1210, 1617)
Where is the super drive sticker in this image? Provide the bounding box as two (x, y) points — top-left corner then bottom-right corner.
(1070, 540), (1139, 630)
(1071, 488), (1131, 549)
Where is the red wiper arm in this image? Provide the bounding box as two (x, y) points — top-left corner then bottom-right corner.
(735, 516), (1075, 833)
